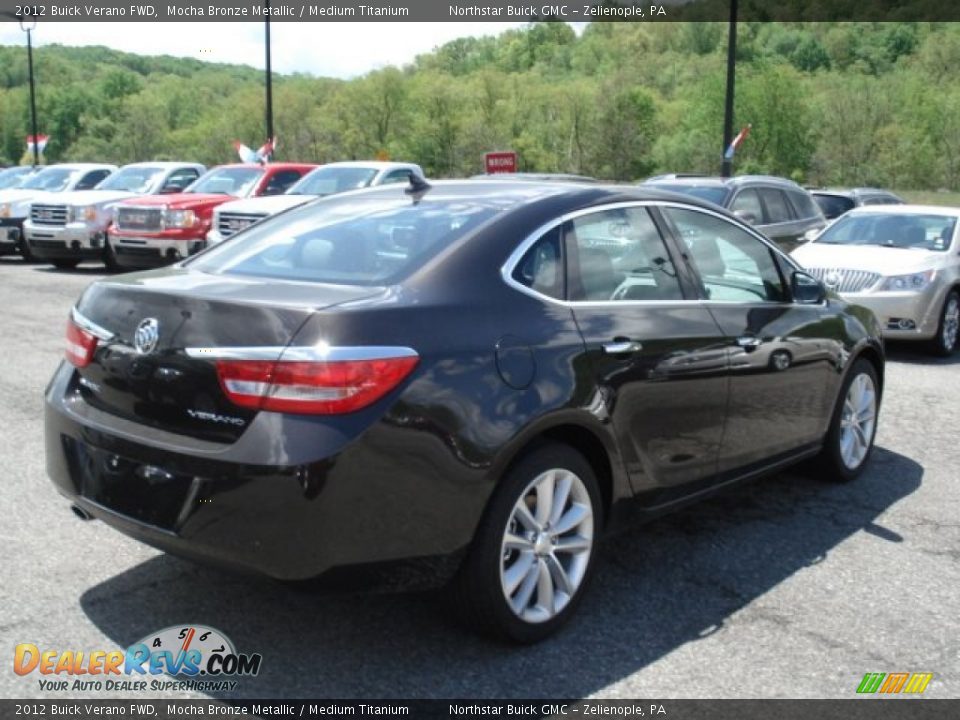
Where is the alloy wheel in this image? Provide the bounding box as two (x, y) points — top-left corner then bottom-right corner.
(839, 372), (877, 470)
(499, 468), (594, 624)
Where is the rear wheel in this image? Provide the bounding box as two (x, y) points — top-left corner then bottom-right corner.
(454, 443), (601, 643)
(51, 259), (79, 270)
(816, 358), (879, 482)
(930, 291), (959, 357)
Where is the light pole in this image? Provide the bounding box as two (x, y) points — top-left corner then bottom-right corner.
(720, 0), (738, 178)
(264, 1), (274, 158)
(19, 18), (40, 167)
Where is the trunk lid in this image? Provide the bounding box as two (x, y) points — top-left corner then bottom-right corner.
(73, 268), (382, 442)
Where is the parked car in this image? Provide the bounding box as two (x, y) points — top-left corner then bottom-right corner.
(0, 164), (116, 260)
(793, 205), (960, 355)
(23, 162), (205, 270)
(206, 161), (424, 246)
(642, 175), (827, 252)
(107, 162), (316, 269)
(48, 180), (883, 642)
(810, 188), (904, 221)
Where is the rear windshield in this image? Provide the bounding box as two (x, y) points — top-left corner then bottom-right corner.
(290, 167), (379, 196)
(188, 195), (501, 285)
(812, 194), (856, 220)
(646, 183), (728, 206)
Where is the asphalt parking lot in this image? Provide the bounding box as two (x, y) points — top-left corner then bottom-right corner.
(1, 256), (958, 701)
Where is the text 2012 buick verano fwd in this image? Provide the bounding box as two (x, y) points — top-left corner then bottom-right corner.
(46, 180), (884, 642)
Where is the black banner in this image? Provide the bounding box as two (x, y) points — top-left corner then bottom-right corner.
(3, 0), (960, 23)
(3, 700), (959, 719)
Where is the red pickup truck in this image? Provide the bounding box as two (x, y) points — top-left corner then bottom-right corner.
(107, 162), (316, 269)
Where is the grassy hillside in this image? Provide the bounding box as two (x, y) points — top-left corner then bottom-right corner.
(1, 23), (960, 188)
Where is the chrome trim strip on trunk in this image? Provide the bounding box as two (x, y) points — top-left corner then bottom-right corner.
(70, 307), (115, 341)
(185, 345), (418, 362)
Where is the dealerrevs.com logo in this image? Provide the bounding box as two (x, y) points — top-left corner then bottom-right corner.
(14, 625), (262, 693)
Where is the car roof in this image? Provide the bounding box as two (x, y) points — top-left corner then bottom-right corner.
(119, 161), (205, 169)
(645, 174), (806, 191)
(333, 178), (727, 214)
(38, 163), (117, 172)
(471, 173), (598, 183)
(811, 188), (899, 198)
(318, 161), (419, 170)
(846, 204), (960, 217)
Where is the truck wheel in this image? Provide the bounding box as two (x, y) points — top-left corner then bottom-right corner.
(18, 237), (35, 262)
(104, 244), (120, 273)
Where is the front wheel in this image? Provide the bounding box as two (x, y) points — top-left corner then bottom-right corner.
(930, 291), (959, 357)
(18, 236), (35, 262)
(816, 358), (880, 482)
(453, 443), (602, 643)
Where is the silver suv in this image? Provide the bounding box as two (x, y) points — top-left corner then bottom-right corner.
(643, 174), (827, 253)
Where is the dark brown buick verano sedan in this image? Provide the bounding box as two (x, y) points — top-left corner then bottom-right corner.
(46, 179), (884, 642)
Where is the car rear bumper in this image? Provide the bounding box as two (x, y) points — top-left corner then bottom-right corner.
(109, 234), (206, 268)
(44, 361), (480, 584)
(840, 287), (943, 340)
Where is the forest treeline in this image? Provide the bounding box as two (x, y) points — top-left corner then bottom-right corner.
(1, 21), (959, 188)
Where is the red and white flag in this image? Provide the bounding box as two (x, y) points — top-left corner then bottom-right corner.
(233, 137), (276, 164)
(724, 124), (752, 160)
(26, 134), (49, 155)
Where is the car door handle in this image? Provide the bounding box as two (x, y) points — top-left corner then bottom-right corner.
(603, 340), (643, 354)
(736, 336), (763, 349)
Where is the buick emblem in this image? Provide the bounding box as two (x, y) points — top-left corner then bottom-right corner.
(133, 318), (160, 355)
(824, 270), (842, 289)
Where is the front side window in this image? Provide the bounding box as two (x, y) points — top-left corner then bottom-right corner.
(187, 167), (264, 197)
(189, 196), (501, 286)
(566, 206), (684, 302)
(76, 169), (111, 190)
(812, 194), (856, 220)
(663, 207), (788, 303)
(263, 170), (305, 195)
(730, 189), (764, 224)
(164, 168), (200, 190)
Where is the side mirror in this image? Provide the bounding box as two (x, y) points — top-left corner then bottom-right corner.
(802, 227), (821, 243)
(792, 270), (826, 304)
(160, 185), (183, 194)
(734, 210), (758, 225)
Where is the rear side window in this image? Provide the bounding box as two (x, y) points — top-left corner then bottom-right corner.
(566, 206), (684, 302)
(512, 226), (563, 300)
(757, 188), (794, 224)
(812, 194), (856, 220)
(787, 190), (821, 220)
(189, 196), (500, 286)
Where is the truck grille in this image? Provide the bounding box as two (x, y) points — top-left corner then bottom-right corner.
(217, 212), (266, 239)
(30, 204), (68, 226)
(805, 267), (881, 293)
(116, 207), (163, 232)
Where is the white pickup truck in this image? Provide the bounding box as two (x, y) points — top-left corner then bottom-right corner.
(23, 161), (205, 269)
(0, 164), (116, 260)
(206, 161), (425, 245)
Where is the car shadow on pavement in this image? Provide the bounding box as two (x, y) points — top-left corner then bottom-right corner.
(884, 342), (960, 366)
(32, 265), (107, 276)
(79, 445), (921, 699)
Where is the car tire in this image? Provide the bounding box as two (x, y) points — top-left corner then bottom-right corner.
(815, 358), (880, 483)
(18, 237), (35, 262)
(453, 442), (602, 643)
(929, 291), (959, 357)
(51, 259), (79, 270)
(104, 244), (120, 273)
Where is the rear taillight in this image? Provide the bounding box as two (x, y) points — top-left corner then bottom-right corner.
(65, 317), (98, 368)
(215, 355), (419, 415)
